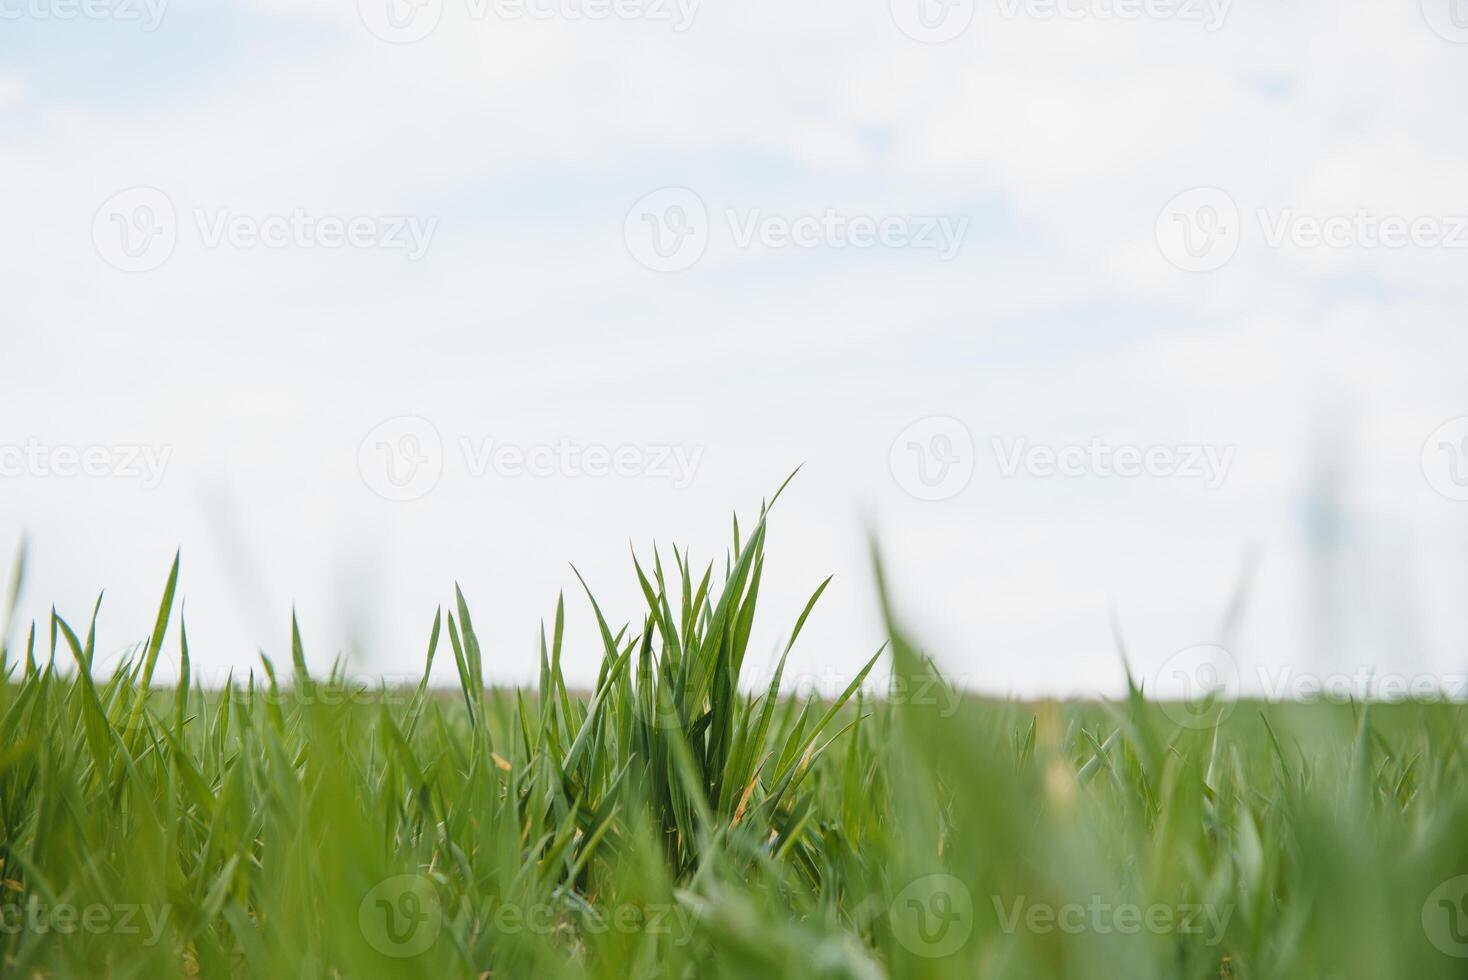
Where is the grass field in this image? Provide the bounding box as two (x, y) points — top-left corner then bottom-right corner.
(3, 498), (1468, 978)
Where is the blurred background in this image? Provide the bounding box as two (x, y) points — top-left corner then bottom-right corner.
(3, 0), (1468, 700)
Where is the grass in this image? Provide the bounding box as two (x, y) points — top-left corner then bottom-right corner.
(2, 490), (1468, 978)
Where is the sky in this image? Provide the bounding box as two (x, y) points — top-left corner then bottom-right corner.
(3, 0), (1468, 702)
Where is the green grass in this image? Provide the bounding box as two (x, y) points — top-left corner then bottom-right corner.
(3, 493), (1468, 978)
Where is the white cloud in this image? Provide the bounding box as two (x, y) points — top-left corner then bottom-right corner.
(2, 0), (1466, 695)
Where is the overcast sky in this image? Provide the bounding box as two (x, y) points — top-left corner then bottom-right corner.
(4, 0), (1468, 700)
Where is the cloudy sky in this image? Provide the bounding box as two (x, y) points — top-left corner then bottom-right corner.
(4, 0), (1468, 700)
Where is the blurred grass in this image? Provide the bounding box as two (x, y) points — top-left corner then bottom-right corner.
(2, 497), (1467, 979)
